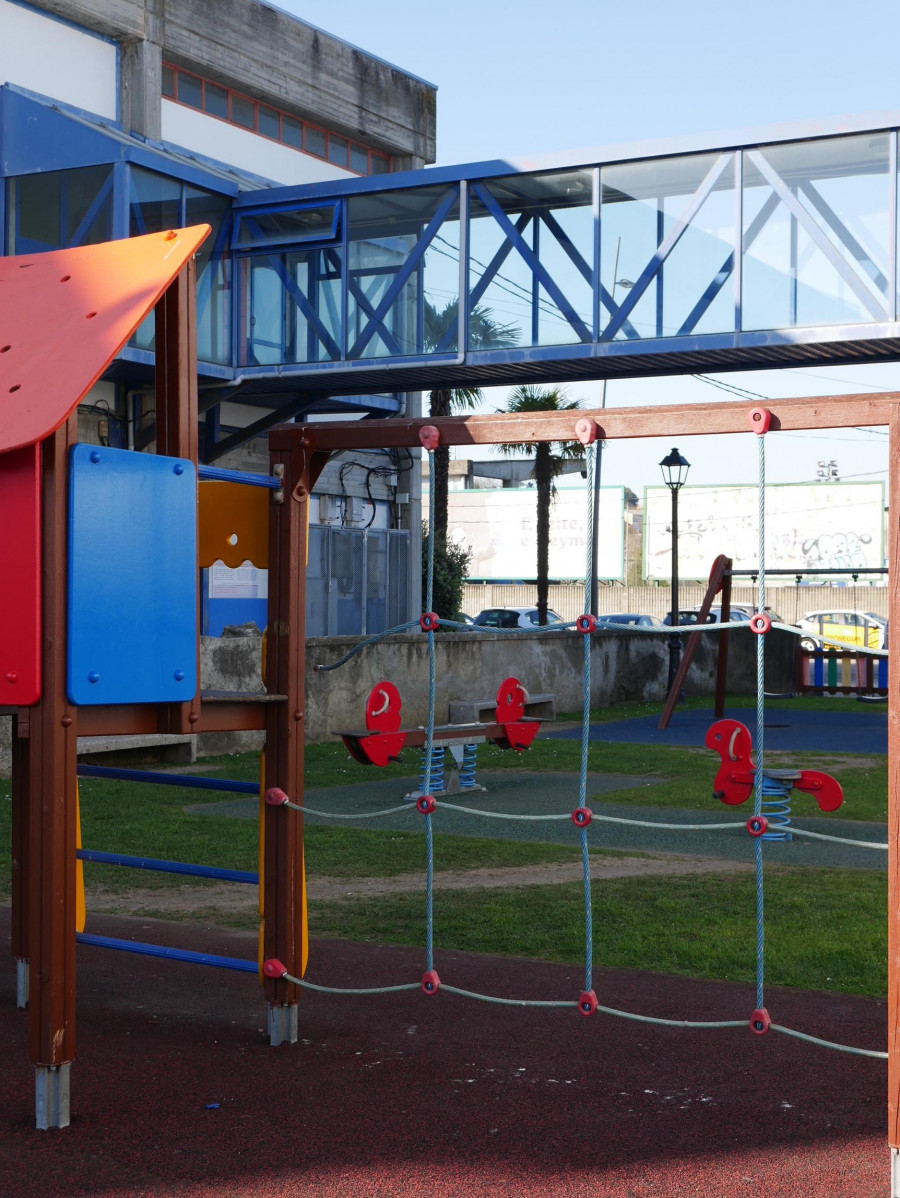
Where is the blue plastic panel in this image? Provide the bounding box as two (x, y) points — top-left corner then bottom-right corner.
(68, 444), (197, 705)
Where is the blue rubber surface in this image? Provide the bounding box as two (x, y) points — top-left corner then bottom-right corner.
(545, 706), (888, 755)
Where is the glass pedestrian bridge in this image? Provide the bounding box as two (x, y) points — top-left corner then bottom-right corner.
(232, 114), (900, 399)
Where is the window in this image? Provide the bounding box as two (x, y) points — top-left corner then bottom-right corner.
(162, 62), (390, 176)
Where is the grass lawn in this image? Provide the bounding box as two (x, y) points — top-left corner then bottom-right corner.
(0, 693), (888, 999)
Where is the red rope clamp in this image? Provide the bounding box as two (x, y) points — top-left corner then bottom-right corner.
(576, 613), (598, 634)
(571, 807), (592, 827)
(421, 969), (440, 995)
(748, 407), (772, 435)
(749, 1007), (771, 1035)
(262, 958), (288, 980)
(749, 613), (771, 635)
(746, 815), (768, 838)
(575, 417), (599, 446)
(579, 989), (598, 1016)
(419, 612), (440, 632)
(264, 787), (290, 807)
(419, 425), (440, 450)
(416, 794), (436, 814)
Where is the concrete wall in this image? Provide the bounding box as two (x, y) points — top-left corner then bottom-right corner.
(305, 627), (795, 741)
(31, 0), (437, 162)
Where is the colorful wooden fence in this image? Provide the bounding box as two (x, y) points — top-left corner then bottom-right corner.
(797, 648), (888, 696)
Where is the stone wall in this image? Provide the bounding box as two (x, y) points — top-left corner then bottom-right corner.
(0, 626), (794, 774)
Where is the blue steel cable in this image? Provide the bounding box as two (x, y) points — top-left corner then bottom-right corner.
(579, 440), (597, 992)
(314, 619), (421, 673)
(424, 447), (437, 973)
(754, 430), (767, 1011)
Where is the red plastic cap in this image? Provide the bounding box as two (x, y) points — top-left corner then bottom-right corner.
(749, 1007), (770, 1035)
(748, 407), (772, 435)
(576, 614), (598, 634)
(749, 613), (771, 635)
(421, 969), (440, 995)
(265, 787), (289, 807)
(571, 807), (593, 827)
(262, 958), (288, 979)
(419, 425), (440, 450)
(416, 794), (436, 815)
(747, 815), (768, 838)
(575, 417), (599, 446)
(419, 612), (440, 632)
(579, 989), (598, 1016)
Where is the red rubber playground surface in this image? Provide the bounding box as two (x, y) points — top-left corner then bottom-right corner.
(0, 908), (889, 1198)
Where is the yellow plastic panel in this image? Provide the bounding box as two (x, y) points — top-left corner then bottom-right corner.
(198, 480), (269, 569)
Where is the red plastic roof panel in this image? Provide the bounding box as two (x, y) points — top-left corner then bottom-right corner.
(0, 226), (210, 452)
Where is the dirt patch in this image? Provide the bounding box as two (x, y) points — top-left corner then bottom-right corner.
(84, 851), (751, 921)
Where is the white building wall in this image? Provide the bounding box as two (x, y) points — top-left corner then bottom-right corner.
(0, 0), (117, 119)
(161, 101), (356, 187)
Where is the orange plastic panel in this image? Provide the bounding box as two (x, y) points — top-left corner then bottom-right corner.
(0, 226), (210, 452)
(198, 480), (269, 569)
(0, 444), (41, 704)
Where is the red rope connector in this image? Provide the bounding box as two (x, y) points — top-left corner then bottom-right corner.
(419, 612), (440, 632)
(749, 1007), (771, 1035)
(572, 807), (593, 827)
(749, 613), (771, 635)
(575, 417), (599, 446)
(421, 969), (440, 995)
(748, 407), (772, 435)
(416, 794), (436, 814)
(419, 425), (440, 450)
(262, 958), (288, 979)
(264, 787), (290, 807)
(747, 815), (768, 838)
(579, 989), (598, 1016)
(576, 613), (598, 634)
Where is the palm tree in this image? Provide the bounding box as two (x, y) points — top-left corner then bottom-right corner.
(424, 298), (518, 550)
(498, 384), (583, 625)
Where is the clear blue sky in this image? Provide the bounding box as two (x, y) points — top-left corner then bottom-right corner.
(275, 0), (900, 494)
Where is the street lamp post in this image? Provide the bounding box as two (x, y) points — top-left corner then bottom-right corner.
(660, 447), (691, 694)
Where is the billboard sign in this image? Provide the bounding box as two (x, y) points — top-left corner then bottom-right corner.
(643, 481), (885, 581)
(441, 484), (625, 581)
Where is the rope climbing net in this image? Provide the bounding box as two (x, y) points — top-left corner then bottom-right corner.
(271, 412), (887, 1061)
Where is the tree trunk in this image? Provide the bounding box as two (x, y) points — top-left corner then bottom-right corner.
(429, 389), (452, 547)
(534, 443), (552, 625)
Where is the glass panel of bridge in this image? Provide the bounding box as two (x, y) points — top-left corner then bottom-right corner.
(238, 246), (341, 366)
(468, 170), (592, 350)
(129, 169), (183, 352)
(600, 151), (736, 340)
(348, 185), (460, 358)
(741, 133), (890, 331)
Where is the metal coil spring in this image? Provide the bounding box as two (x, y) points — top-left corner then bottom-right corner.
(760, 774), (792, 842)
(459, 742), (478, 790)
(420, 746), (444, 796)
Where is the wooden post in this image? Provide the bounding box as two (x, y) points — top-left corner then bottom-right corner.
(10, 713), (29, 1007)
(261, 432), (310, 1042)
(154, 261), (200, 738)
(27, 415), (79, 1128)
(888, 405), (900, 1173)
(714, 570), (732, 719)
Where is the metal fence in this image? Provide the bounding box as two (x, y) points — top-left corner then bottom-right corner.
(308, 526), (410, 637)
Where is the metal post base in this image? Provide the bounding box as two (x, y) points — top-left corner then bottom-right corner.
(16, 959), (29, 1009)
(267, 1002), (298, 1047)
(35, 1063), (70, 1130)
(892, 1147), (900, 1197)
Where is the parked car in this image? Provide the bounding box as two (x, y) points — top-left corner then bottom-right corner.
(472, 606), (565, 629)
(451, 612), (476, 628)
(662, 606), (751, 626)
(597, 613), (665, 629)
(797, 609), (887, 650)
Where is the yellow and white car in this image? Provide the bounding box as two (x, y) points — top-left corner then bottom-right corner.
(797, 609), (887, 651)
